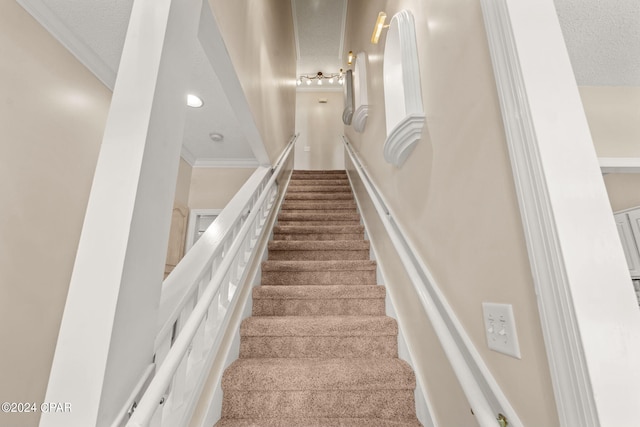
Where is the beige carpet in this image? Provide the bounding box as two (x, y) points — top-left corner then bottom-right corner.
(216, 170), (423, 427)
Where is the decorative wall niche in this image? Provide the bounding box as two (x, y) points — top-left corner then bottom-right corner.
(342, 69), (354, 125)
(383, 10), (425, 167)
(353, 52), (369, 133)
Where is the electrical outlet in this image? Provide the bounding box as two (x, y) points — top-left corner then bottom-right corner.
(482, 302), (521, 359)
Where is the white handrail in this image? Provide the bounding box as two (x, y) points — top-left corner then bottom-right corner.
(343, 136), (520, 427)
(125, 136), (296, 427)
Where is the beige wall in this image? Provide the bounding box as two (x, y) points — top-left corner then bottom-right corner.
(603, 173), (640, 212)
(188, 168), (256, 209)
(344, 1), (558, 425)
(580, 86), (640, 158)
(0, 3), (111, 426)
(294, 91), (345, 170)
(209, 0), (297, 164)
(174, 158), (194, 207)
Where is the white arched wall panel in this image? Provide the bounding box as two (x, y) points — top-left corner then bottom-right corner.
(383, 10), (425, 167)
(353, 52), (369, 133)
(342, 69), (354, 125)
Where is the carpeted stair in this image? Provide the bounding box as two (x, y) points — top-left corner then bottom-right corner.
(216, 170), (422, 427)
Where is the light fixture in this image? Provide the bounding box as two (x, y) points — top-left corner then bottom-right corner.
(209, 132), (224, 142)
(187, 94), (203, 108)
(297, 69), (344, 87)
(348, 51), (355, 65)
(371, 12), (388, 44)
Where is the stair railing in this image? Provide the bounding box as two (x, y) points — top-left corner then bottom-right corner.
(123, 136), (296, 427)
(343, 136), (522, 427)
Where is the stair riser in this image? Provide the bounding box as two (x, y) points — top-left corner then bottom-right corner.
(261, 270), (376, 286)
(268, 250), (369, 261)
(216, 418), (422, 427)
(221, 390), (416, 419)
(281, 207), (358, 213)
(278, 213), (360, 221)
(289, 180), (349, 186)
(273, 233), (363, 241)
(278, 221), (360, 227)
(240, 336), (397, 358)
(252, 298), (385, 316)
(288, 185), (351, 192)
(286, 193), (354, 200)
(278, 207), (360, 216)
(282, 204), (357, 212)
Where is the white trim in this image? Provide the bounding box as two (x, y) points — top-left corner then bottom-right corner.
(338, 0), (348, 61)
(479, 1), (640, 426)
(599, 157), (640, 173)
(353, 52), (369, 133)
(16, 0), (116, 89)
(290, 0), (301, 61)
(198, 2), (271, 166)
(192, 158), (260, 168)
(344, 137), (522, 427)
(180, 146), (197, 166)
(383, 114), (425, 166)
(358, 209), (437, 427)
(296, 86), (344, 93)
(185, 209), (223, 252)
(382, 10), (425, 167)
(479, 2), (596, 424)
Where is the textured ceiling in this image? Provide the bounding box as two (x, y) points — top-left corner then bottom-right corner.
(554, 0), (640, 86)
(292, 0), (348, 89)
(16, 0), (638, 165)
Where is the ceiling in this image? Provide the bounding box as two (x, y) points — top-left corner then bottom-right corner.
(15, 0), (638, 166)
(554, 0), (640, 86)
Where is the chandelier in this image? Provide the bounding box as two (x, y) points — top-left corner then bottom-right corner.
(297, 69), (344, 86)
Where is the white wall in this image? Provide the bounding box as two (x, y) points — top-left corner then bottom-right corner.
(294, 91), (345, 170)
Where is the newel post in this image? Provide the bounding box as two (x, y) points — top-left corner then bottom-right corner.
(41, 0), (203, 426)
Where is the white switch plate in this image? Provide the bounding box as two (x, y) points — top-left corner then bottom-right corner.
(304, 146), (311, 152)
(482, 302), (521, 359)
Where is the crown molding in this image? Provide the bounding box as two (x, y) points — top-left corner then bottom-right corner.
(17, 0), (116, 89)
(192, 158), (259, 168)
(599, 157), (640, 173)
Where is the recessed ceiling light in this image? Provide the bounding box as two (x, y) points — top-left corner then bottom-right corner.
(209, 132), (224, 142)
(187, 94), (203, 108)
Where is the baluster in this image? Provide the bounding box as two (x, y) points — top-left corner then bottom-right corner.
(220, 271), (231, 307)
(148, 402), (163, 427)
(167, 351), (189, 412)
(154, 334), (172, 377)
(204, 289), (220, 344)
(187, 317), (206, 377)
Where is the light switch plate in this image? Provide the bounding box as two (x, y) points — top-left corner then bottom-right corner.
(482, 302), (521, 359)
(304, 146), (311, 152)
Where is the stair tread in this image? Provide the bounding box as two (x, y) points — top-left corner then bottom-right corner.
(269, 240), (369, 251)
(262, 260), (376, 271)
(273, 225), (364, 234)
(222, 358), (415, 391)
(253, 285), (386, 299)
(216, 418), (422, 426)
(285, 193), (354, 199)
(241, 315), (396, 336)
(253, 285), (383, 300)
(278, 212), (360, 220)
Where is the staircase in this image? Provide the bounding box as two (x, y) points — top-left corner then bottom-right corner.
(216, 170), (422, 427)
